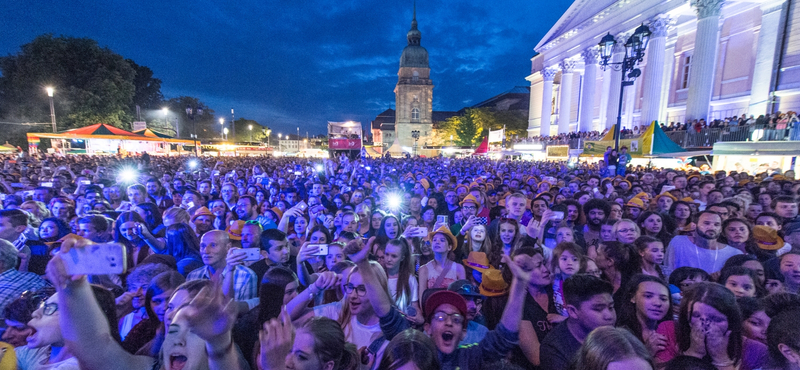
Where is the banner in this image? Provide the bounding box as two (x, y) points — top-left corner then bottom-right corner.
(132, 121), (147, 132)
(581, 138), (644, 158)
(488, 129), (504, 143)
(329, 138), (362, 150)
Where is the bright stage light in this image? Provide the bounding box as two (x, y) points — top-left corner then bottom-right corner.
(188, 160), (199, 169)
(120, 168), (138, 182)
(315, 164), (324, 172)
(388, 194), (402, 209)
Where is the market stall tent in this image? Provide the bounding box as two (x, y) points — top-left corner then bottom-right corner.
(27, 123), (194, 155)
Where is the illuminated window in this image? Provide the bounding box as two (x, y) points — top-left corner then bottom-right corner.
(681, 55), (692, 89)
(411, 108), (420, 121)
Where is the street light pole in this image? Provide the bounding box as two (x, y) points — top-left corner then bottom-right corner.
(219, 118), (225, 141)
(248, 124), (253, 143)
(598, 24), (651, 151)
(45, 87), (56, 133)
(185, 104), (203, 156)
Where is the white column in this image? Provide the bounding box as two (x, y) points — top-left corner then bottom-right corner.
(660, 36), (677, 124)
(540, 67), (557, 136)
(527, 72), (544, 136)
(623, 79), (637, 128)
(749, 0), (787, 115)
(579, 48), (599, 132)
(558, 59), (576, 134)
(604, 34), (628, 130)
(685, 0), (724, 121)
(641, 16), (671, 126)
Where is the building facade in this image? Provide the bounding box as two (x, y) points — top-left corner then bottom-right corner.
(527, 0), (800, 137)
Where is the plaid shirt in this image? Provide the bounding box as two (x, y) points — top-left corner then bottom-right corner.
(186, 265), (258, 309)
(0, 269), (48, 319)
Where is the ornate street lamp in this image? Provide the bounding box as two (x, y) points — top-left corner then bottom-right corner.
(411, 130), (420, 156)
(185, 104), (204, 156)
(598, 23), (651, 150)
(45, 87), (56, 133)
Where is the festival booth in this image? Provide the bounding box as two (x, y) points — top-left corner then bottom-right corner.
(711, 141), (800, 175)
(580, 123), (689, 168)
(27, 123), (194, 155)
(328, 121), (363, 159)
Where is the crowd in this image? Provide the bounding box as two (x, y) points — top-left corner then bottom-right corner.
(661, 111), (800, 134)
(1, 152), (800, 370)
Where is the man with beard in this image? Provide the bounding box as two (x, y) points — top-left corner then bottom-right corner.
(235, 195), (274, 231)
(582, 199), (610, 253)
(665, 211), (743, 273)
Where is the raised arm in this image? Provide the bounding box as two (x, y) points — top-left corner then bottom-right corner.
(285, 271), (338, 320)
(295, 243), (320, 287)
(47, 255), (153, 370)
(180, 286), (249, 370)
(344, 239), (393, 318)
(499, 254), (530, 332)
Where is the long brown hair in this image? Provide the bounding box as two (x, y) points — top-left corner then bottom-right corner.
(677, 282), (744, 365)
(387, 238), (414, 307)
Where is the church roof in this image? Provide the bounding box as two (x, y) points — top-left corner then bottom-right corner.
(372, 109), (395, 130)
(469, 86), (530, 112)
(400, 4), (429, 68)
(535, 0), (620, 51)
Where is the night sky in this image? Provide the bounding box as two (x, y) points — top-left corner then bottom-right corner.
(1, 0), (572, 135)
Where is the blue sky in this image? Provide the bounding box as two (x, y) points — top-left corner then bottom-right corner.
(1, 0), (572, 135)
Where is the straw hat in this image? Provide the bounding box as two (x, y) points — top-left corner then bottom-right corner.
(270, 207), (284, 220)
(479, 268), (509, 297)
(625, 197), (645, 209)
(226, 220), (246, 241)
(462, 252), (491, 273)
(753, 225), (785, 251)
(655, 193), (677, 202)
(191, 206), (215, 222)
(460, 194), (480, 207)
(429, 226), (457, 251)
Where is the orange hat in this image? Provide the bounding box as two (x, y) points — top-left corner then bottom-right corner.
(680, 197), (695, 203)
(191, 206), (215, 222)
(774, 175), (786, 181)
(270, 207), (284, 219)
(462, 252), (491, 273)
(226, 220), (246, 241)
(753, 225), (785, 251)
(655, 193), (677, 202)
(419, 179), (430, 190)
(479, 268), (509, 297)
(429, 226), (457, 251)
(625, 197), (645, 209)
(634, 192), (650, 201)
(460, 194), (480, 207)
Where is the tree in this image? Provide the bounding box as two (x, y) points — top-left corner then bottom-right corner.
(232, 118), (266, 143)
(454, 109), (484, 147)
(0, 34), (136, 130)
(128, 59), (163, 114)
(162, 96), (217, 139)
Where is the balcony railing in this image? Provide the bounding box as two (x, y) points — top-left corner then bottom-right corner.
(663, 124), (796, 148)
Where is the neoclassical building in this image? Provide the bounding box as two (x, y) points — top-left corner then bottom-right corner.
(526, 0), (800, 136)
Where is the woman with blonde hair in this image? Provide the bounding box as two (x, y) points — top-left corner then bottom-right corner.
(570, 326), (654, 370)
(612, 219), (641, 244)
(20, 200), (49, 227)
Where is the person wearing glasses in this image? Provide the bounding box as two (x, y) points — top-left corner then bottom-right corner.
(447, 280), (488, 346)
(345, 238), (529, 370)
(15, 285), (117, 370)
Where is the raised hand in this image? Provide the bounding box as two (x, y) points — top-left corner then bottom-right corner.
(705, 326), (732, 365)
(503, 254), (531, 285)
(644, 332), (668, 356)
(180, 285), (238, 342)
(258, 307), (295, 370)
(296, 243), (321, 263)
(344, 239), (369, 264)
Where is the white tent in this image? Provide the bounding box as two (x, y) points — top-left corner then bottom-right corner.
(387, 138), (405, 157)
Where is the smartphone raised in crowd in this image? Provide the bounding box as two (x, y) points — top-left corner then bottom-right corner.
(309, 244), (329, 256)
(241, 248), (262, 261)
(62, 243), (127, 275)
(437, 215), (449, 226)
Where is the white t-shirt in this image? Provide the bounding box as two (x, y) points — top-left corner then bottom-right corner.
(313, 300), (382, 349)
(16, 346), (80, 370)
(666, 235), (743, 273)
(387, 275), (419, 312)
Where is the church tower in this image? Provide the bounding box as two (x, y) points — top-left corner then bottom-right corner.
(393, 3), (433, 150)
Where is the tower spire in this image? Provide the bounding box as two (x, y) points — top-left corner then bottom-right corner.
(407, 0), (421, 45)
